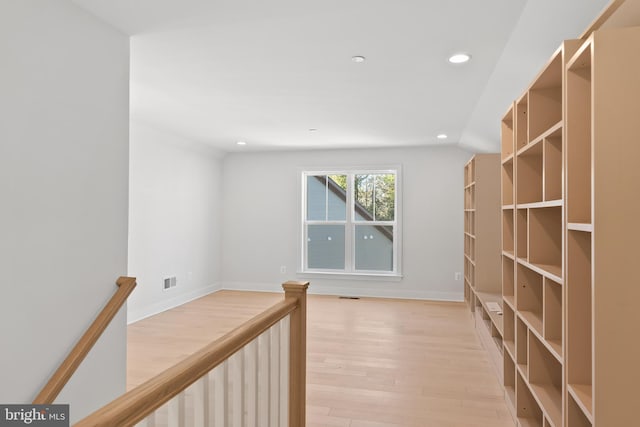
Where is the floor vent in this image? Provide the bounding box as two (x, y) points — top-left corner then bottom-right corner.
(338, 296), (360, 300)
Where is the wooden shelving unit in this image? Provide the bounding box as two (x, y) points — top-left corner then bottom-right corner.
(502, 39), (582, 427)
(464, 154), (503, 380)
(500, 6), (640, 425)
(564, 25), (640, 426)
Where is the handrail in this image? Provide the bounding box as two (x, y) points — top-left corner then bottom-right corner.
(74, 281), (309, 427)
(33, 276), (137, 405)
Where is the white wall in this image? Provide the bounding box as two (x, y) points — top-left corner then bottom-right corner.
(0, 0), (129, 422)
(222, 146), (473, 300)
(128, 121), (224, 322)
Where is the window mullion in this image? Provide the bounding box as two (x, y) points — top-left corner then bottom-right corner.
(344, 174), (353, 273)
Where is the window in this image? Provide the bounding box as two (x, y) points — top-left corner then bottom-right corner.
(300, 168), (401, 276)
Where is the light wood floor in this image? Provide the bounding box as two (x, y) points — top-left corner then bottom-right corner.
(128, 290), (515, 427)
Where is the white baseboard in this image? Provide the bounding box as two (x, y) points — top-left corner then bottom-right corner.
(220, 281), (463, 302)
(127, 283), (222, 324)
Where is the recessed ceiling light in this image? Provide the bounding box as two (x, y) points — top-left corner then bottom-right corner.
(351, 55), (366, 63)
(448, 53), (471, 64)
(236, 141), (247, 146)
(437, 133), (448, 140)
(309, 128), (318, 132)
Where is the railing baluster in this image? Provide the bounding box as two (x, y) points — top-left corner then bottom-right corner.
(229, 351), (244, 426)
(213, 361), (228, 427)
(257, 331), (270, 426)
(194, 374), (209, 426)
(244, 340), (258, 426)
(269, 322), (281, 427)
(279, 316), (290, 427)
(168, 393), (185, 427)
(206, 371), (216, 427)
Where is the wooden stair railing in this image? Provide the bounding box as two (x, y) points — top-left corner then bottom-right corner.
(33, 276), (137, 405)
(74, 281), (309, 427)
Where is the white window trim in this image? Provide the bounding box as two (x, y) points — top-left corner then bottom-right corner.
(297, 165), (403, 278)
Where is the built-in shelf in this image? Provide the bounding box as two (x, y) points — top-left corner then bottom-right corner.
(500, 18), (640, 426)
(568, 392), (592, 427)
(502, 45), (569, 427)
(503, 295), (515, 310)
(529, 332), (563, 426)
(503, 303), (515, 357)
(464, 154), (503, 383)
(518, 258), (563, 285)
(567, 222), (593, 232)
(517, 370), (543, 426)
(519, 311), (543, 340)
(516, 317), (528, 378)
(568, 383), (593, 422)
(476, 291), (504, 335)
(502, 154), (514, 165)
(531, 383), (562, 427)
(517, 200), (563, 209)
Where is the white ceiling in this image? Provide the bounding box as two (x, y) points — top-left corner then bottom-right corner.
(71, 0), (611, 153)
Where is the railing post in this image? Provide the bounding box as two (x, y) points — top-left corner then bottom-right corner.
(282, 281), (309, 427)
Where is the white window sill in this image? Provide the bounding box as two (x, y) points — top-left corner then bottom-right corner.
(296, 271), (403, 282)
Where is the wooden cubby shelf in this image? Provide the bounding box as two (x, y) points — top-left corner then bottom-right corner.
(566, 41), (592, 225)
(543, 278), (562, 359)
(528, 51), (562, 143)
(504, 351), (516, 407)
(503, 209), (514, 253)
(567, 229), (592, 422)
(529, 333), (563, 426)
(517, 371), (544, 427)
(528, 207), (562, 277)
(516, 208), (528, 259)
(516, 316), (528, 378)
(502, 108), (515, 160)
(502, 161), (514, 207)
(568, 384), (593, 422)
(503, 303), (515, 356)
(568, 391), (592, 427)
(515, 94), (529, 151)
(543, 126), (563, 202)
(500, 11), (640, 426)
(503, 255), (515, 306)
(517, 140), (543, 205)
(518, 258), (563, 286)
(476, 291), (504, 334)
(516, 263), (543, 337)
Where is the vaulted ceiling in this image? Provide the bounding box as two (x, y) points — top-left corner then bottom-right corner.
(71, 0), (611, 153)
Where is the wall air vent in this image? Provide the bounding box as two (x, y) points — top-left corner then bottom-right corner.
(163, 276), (177, 290)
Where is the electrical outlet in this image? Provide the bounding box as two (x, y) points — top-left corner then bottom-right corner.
(454, 272), (462, 281)
(280, 265), (287, 274)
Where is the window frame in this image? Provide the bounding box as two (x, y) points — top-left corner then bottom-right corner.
(298, 166), (402, 278)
